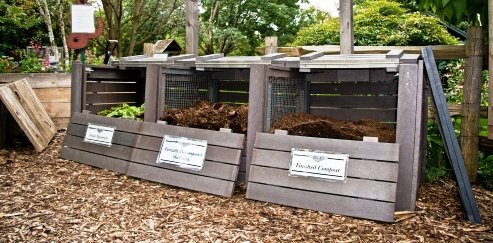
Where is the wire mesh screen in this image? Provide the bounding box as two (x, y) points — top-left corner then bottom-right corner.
(267, 76), (305, 130)
(163, 73), (214, 109)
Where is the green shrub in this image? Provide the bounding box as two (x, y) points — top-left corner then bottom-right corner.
(291, 0), (459, 46)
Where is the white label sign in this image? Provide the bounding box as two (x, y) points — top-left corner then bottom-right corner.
(289, 148), (349, 182)
(71, 5), (95, 33)
(83, 123), (115, 147)
(156, 135), (207, 171)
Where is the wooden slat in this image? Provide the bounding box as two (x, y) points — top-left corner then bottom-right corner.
(85, 104), (139, 114)
(0, 73), (71, 88)
(219, 80), (250, 91)
(246, 183), (395, 222)
(252, 149), (398, 182)
(86, 93), (141, 104)
(69, 112), (142, 133)
(310, 107), (397, 122)
(249, 165), (396, 202)
(66, 123), (138, 147)
(86, 82), (140, 93)
(130, 148), (239, 181)
(254, 133), (399, 162)
(144, 65), (160, 122)
(310, 95), (397, 109)
(33, 88), (71, 102)
(306, 69), (370, 82)
(63, 135), (133, 161)
(309, 82), (398, 95)
(60, 147), (128, 174)
(71, 61), (83, 114)
(52, 117), (70, 130)
(218, 92), (249, 103)
(126, 162), (234, 197)
(87, 68), (143, 81)
(41, 102), (71, 118)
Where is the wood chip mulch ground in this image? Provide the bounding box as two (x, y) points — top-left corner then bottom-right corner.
(1, 132), (492, 242)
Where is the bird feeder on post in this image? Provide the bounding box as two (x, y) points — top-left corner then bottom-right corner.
(340, 0), (354, 54)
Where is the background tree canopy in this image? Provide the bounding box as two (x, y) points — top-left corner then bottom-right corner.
(291, 0), (459, 46)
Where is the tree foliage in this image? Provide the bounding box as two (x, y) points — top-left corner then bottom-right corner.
(419, 0), (487, 26)
(292, 0), (459, 46)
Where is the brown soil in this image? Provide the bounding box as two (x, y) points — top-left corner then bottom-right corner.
(0, 133), (492, 242)
(161, 100), (248, 134)
(272, 112), (396, 143)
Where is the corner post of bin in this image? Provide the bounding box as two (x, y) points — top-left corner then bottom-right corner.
(246, 64), (269, 180)
(71, 61), (84, 115)
(144, 64), (162, 122)
(395, 53), (422, 211)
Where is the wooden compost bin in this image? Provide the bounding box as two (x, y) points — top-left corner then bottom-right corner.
(144, 53), (286, 182)
(245, 51), (426, 221)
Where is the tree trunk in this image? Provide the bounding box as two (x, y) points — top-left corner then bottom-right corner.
(57, 0), (69, 68)
(102, 0), (123, 57)
(488, 0), (493, 139)
(36, 0), (59, 64)
(461, 26), (483, 183)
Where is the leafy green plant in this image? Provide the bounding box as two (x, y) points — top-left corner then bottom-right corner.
(0, 55), (17, 73)
(443, 59), (489, 106)
(17, 50), (44, 73)
(97, 103), (145, 121)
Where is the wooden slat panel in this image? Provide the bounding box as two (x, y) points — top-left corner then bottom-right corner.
(306, 69), (370, 82)
(66, 123), (138, 147)
(252, 149), (398, 182)
(218, 92), (249, 103)
(60, 147), (128, 174)
(310, 107), (397, 122)
(33, 88), (71, 102)
(70, 113), (142, 133)
(86, 82), (139, 93)
(249, 166), (396, 202)
(42, 102), (71, 118)
(130, 148), (238, 181)
(310, 95), (397, 109)
(310, 82), (398, 95)
(219, 81), (250, 92)
(126, 162), (235, 197)
(87, 68), (143, 81)
(254, 133), (399, 162)
(63, 135), (133, 161)
(86, 93), (141, 104)
(246, 183), (395, 222)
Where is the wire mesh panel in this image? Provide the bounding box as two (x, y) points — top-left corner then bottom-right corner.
(163, 72), (215, 110)
(266, 76), (305, 130)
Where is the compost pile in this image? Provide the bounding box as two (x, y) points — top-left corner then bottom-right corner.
(272, 112), (396, 143)
(1, 134), (492, 242)
(161, 100), (248, 134)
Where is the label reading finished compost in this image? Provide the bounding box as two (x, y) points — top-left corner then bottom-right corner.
(156, 135), (207, 171)
(289, 148), (349, 182)
(83, 123), (116, 147)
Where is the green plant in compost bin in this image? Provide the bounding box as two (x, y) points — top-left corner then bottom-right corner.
(97, 103), (145, 121)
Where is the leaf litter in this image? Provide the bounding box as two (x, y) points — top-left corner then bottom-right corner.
(0, 132), (492, 242)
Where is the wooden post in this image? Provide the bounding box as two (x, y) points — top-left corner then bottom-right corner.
(71, 61), (83, 115)
(488, 0), (493, 139)
(461, 26), (483, 183)
(339, 0), (354, 54)
(144, 64), (161, 122)
(186, 0), (199, 56)
(143, 43), (154, 57)
(264, 37), (278, 54)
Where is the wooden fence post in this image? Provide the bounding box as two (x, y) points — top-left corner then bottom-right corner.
(144, 64), (161, 122)
(265, 37), (278, 54)
(339, 0), (354, 54)
(71, 61), (83, 115)
(186, 0), (199, 56)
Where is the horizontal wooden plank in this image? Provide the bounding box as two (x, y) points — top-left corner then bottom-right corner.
(246, 182), (395, 222)
(218, 92), (249, 104)
(86, 82), (140, 93)
(310, 107), (397, 122)
(60, 147), (128, 174)
(254, 133), (399, 161)
(310, 95), (397, 109)
(69, 113), (143, 134)
(63, 134), (133, 161)
(66, 123), (138, 147)
(0, 73), (71, 88)
(42, 102), (71, 118)
(249, 166), (396, 202)
(219, 81), (250, 92)
(87, 68), (144, 81)
(126, 162), (235, 197)
(252, 149), (398, 182)
(309, 82), (398, 95)
(86, 93), (141, 104)
(130, 148), (239, 181)
(33, 88), (71, 102)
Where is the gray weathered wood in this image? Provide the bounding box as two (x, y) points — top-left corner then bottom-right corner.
(254, 133), (399, 162)
(252, 149), (398, 182)
(71, 61), (83, 115)
(309, 107), (397, 123)
(144, 64), (160, 122)
(60, 147), (128, 174)
(300, 52), (324, 60)
(309, 95), (397, 109)
(86, 67), (143, 81)
(260, 53), (286, 61)
(197, 54), (224, 62)
(249, 165), (396, 202)
(264, 36), (278, 54)
(63, 135), (133, 161)
(186, 0), (199, 55)
(395, 63), (419, 211)
(86, 93), (141, 104)
(340, 0), (354, 54)
(246, 183), (395, 222)
(386, 50), (404, 59)
(86, 82), (139, 93)
(127, 162), (234, 197)
(309, 81), (398, 95)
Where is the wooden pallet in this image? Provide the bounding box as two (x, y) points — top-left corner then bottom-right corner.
(60, 112), (245, 197)
(246, 132), (400, 222)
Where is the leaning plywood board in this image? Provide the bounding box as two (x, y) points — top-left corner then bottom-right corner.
(61, 112), (245, 197)
(246, 132), (400, 222)
(0, 79), (56, 152)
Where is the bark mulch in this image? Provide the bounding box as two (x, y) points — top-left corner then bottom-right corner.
(1, 133), (492, 242)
